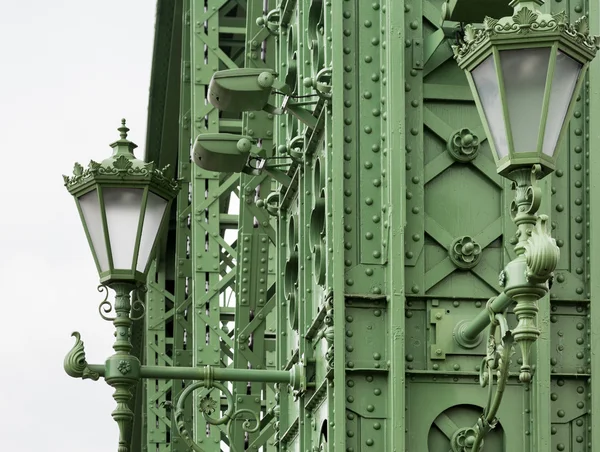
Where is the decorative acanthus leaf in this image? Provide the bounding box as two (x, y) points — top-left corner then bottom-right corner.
(463, 24), (477, 43)
(73, 162), (84, 176)
(113, 154), (133, 170)
(575, 15), (589, 35)
(552, 11), (568, 25)
(483, 16), (498, 31)
(513, 6), (538, 26)
(88, 160), (101, 171)
(63, 175), (70, 184)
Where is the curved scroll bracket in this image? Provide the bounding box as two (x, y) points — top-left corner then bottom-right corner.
(98, 284), (147, 322)
(175, 375), (261, 452)
(469, 313), (514, 451)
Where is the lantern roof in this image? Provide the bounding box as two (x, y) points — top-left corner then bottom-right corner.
(453, 5), (599, 69)
(63, 119), (180, 200)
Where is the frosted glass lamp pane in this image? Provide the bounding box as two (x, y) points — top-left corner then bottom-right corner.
(79, 190), (109, 272)
(500, 48), (551, 152)
(103, 187), (144, 269)
(472, 55), (509, 158)
(136, 192), (168, 272)
(542, 51), (582, 156)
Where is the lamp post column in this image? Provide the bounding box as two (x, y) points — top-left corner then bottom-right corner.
(503, 167), (556, 383)
(104, 283), (140, 452)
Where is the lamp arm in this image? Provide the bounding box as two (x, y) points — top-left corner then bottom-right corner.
(64, 282), (306, 452)
(452, 165), (559, 451)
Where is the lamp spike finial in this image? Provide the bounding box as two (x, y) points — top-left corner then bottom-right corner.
(118, 118), (129, 140)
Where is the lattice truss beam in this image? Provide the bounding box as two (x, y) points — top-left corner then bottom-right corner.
(140, 1), (279, 451)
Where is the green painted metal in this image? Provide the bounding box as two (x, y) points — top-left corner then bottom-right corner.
(62, 0), (600, 451)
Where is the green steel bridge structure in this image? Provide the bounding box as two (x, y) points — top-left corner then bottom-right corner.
(63, 0), (600, 450)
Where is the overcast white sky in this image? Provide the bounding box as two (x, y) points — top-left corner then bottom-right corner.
(0, 2), (156, 450)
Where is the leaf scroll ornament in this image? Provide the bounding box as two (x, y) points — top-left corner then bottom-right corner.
(64, 332), (100, 381)
(113, 154), (133, 171)
(73, 162), (84, 176)
(576, 15), (589, 35)
(523, 215), (560, 284)
(513, 6), (538, 32)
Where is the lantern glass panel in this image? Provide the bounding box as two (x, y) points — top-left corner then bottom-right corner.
(499, 47), (551, 153)
(472, 55), (509, 158)
(79, 189), (109, 271)
(136, 192), (168, 272)
(542, 50), (582, 156)
(103, 187), (144, 269)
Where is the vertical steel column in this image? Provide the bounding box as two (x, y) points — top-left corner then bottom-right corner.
(143, 2), (183, 450)
(171, 2), (194, 451)
(590, 0), (600, 447)
(384, 0), (407, 450)
(328, 0), (347, 449)
(190, 0), (227, 448)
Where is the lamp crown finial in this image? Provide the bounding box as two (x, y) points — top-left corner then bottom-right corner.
(118, 118), (129, 140)
(509, 0), (544, 9)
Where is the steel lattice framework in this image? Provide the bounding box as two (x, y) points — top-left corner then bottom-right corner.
(132, 0), (600, 451)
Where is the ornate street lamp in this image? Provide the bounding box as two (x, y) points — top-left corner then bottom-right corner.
(63, 121), (305, 452)
(64, 120), (178, 286)
(453, 0), (598, 179)
(449, 1), (598, 450)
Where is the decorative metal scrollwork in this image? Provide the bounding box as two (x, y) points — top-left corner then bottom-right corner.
(175, 378), (259, 452)
(97, 285), (116, 321)
(97, 284), (146, 322)
(130, 285), (147, 321)
(468, 310), (514, 452)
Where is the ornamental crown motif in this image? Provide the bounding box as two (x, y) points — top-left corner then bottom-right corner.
(452, 7), (600, 65)
(63, 158), (179, 194)
(63, 119), (180, 195)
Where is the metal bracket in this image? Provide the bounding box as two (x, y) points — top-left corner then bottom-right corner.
(429, 305), (485, 362)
